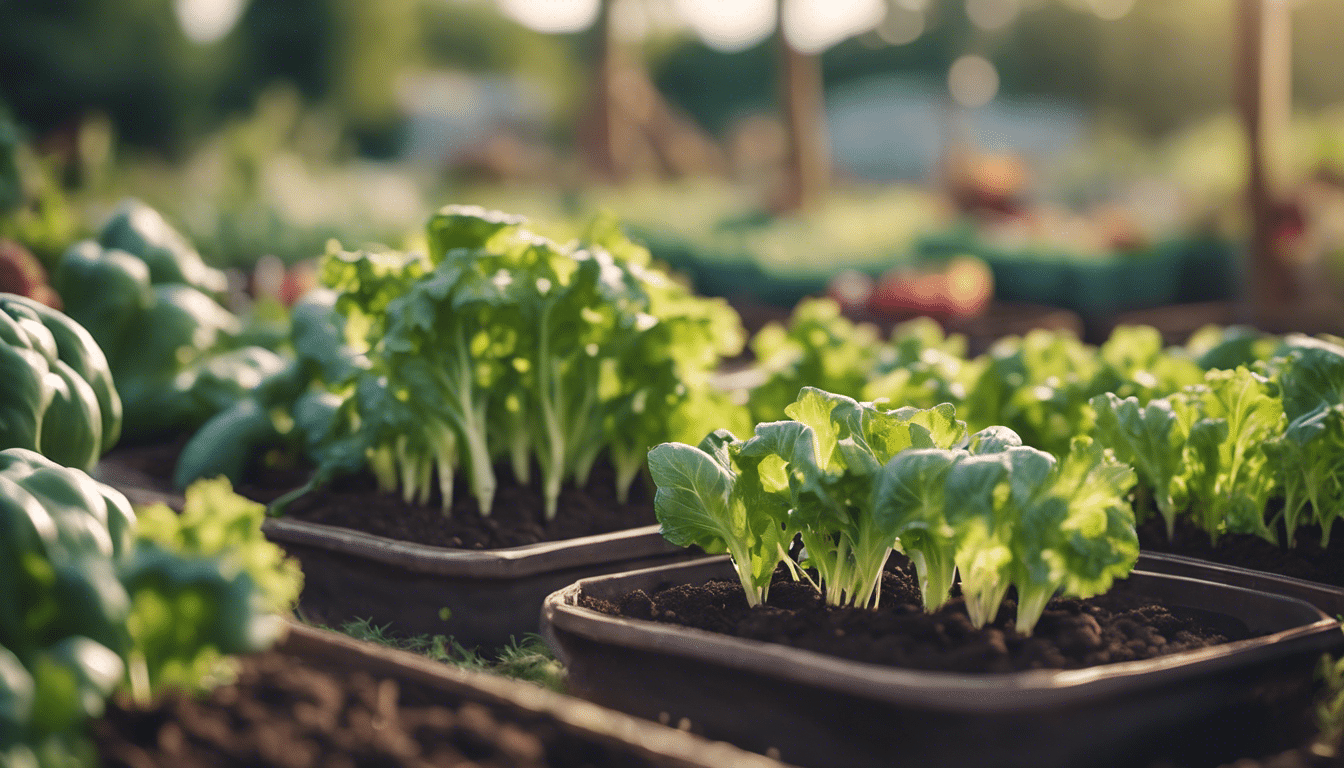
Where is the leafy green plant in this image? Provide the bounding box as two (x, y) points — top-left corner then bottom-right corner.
(1263, 336), (1344, 544)
(1315, 652), (1344, 758)
(0, 293), (121, 470)
(960, 329), (1099, 457)
(1185, 324), (1280, 371)
(959, 326), (1201, 458)
(0, 449), (299, 767)
(1093, 366), (1285, 543)
(311, 206), (746, 519)
(649, 388), (1138, 634)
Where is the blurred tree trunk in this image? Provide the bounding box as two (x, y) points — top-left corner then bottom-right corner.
(776, 0), (830, 212)
(579, 0), (725, 182)
(1236, 0), (1295, 320)
(582, 0), (625, 180)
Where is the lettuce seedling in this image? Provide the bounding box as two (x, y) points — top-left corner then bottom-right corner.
(1093, 366), (1284, 544)
(650, 388), (1139, 635)
(962, 326), (1203, 458)
(943, 436), (1137, 634)
(647, 431), (791, 607)
(740, 388), (966, 608)
(863, 316), (980, 411)
(962, 329), (1100, 457)
(1263, 336), (1344, 543)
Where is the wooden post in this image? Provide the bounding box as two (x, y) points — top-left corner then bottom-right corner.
(1235, 0), (1295, 320)
(581, 0), (628, 181)
(777, 0), (831, 212)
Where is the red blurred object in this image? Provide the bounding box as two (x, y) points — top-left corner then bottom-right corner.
(0, 239), (61, 309)
(866, 256), (993, 320)
(249, 255), (319, 307)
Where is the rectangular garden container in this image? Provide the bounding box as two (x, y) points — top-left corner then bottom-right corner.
(264, 516), (696, 649)
(92, 454), (701, 649)
(542, 557), (1344, 768)
(131, 621), (793, 768)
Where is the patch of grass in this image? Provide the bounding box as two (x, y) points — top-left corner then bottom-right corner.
(327, 617), (566, 692)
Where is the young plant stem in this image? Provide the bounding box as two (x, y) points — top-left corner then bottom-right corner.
(450, 327), (496, 515)
(903, 534), (956, 611)
(849, 525), (895, 609)
(612, 446), (641, 504)
(534, 309), (567, 520)
(1014, 584), (1055, 636)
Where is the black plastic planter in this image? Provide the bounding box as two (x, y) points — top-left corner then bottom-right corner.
(1137, 551), (1344, 617)
(264, 517), (697, 649)
(541, 557), (1344, 768)
(92, 451), (700, 649)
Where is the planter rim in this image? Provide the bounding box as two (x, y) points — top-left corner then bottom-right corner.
(279, 621), (791, 768)
(261, 517), (681, 579)
(91, 466), (680, 579)
(1137, 550), (1344, 610)
(543, 556), (1342, 714)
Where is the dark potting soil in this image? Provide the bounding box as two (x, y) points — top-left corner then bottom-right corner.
(580, 557), (1244, 674)
(92, 648), (667, 768)
(283, 463), (655, 550)
(99, 438), (653, 549)
(1138, 516), (1344, 588)
(97, 436), (313, 505)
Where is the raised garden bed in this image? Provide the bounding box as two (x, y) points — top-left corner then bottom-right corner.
(93, 621), (790, 768)
(542, 557), (1344, 768)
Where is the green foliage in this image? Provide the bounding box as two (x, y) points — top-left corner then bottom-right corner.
(746, 298), (884, 424)
(1315, 653), (1344, 758)
(747, 319), (1200, 461)
(957, 326), (1200, 458)
(0, 449), (298, 767)
(0, 293), (121, 470)
(314, 206), (746, 519)
(173, 291), (357, 490)
(1263, 337), (1344, 545)
(52, 200), (287, 440)
(1185, 324), (1280, 371)
(648, 433), (790, 607)
(863, 316), (978, 411)
(650, 388), (1137, 633)
(1093, 367), (1285, 544)
(960, 329), (1099, 457)
(132, 478), (303, 617)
